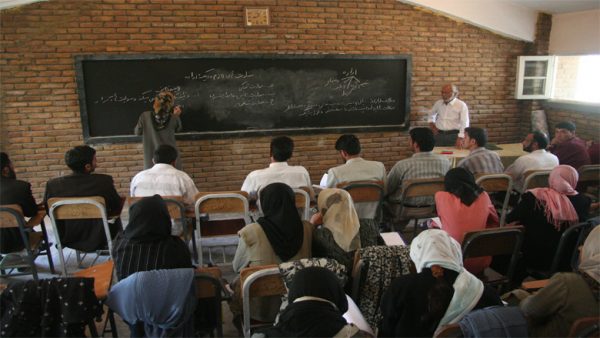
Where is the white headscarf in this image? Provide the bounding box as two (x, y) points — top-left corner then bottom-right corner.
(318, 188), (361, 252)
(579, 225), (600, 283)
(410, 229), (484, 332)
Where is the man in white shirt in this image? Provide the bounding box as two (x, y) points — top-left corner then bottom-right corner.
(325, 134), (386, 189)
(241, 136), (314, 200)
(505, 131), (559, 192)
(428, 83), (470, 148)
(130, 144), (199, 210)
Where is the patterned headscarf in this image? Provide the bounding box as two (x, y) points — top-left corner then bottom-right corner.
(152, 91), (175, 130)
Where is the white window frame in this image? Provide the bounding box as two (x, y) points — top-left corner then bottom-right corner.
(515, 56), (556, 100)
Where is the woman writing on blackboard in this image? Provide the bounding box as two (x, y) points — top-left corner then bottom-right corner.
(134, 90), (182, 169)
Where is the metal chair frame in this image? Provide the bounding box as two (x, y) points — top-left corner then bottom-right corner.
(475, 173), (514, 226)
(293, 188), (311, 221)
(241, 266), (284, 338)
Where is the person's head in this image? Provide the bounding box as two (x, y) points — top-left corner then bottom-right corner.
(0, 152), (16, 179)
(65, 145), (97, 174)
(334, 134), (361, 161)
(444, 167), (483, 206)
(578, 225), (600, 283)
(523, 131), (549, 152)
(441, 84), (458, 103)
(463, 127), (487, 150)
(409, 127), (435, 152)
(153, 90), (175, 115)
(554, 121), (576, 144)
(317, 188), (360, 252)
(410, 229), (463, 274)
(288, 267), (348, 313)
(548, 165), (579, 195)
(124, 195), (172, 241)
(153, 144), (178, 165)
(270, 136), (294, 162)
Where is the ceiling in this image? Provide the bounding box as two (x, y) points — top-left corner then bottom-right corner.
(507, 0), (600, 14)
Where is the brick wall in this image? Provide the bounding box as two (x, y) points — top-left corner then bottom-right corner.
(545, 108), (600, 142)
(1, 0), (534, 199)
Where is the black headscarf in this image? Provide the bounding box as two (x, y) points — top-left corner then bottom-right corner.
(257, 183), (304, 262)
(444, 167), (483, 206)
(124, 195), (172, 243)
(269, 267), (349, 337)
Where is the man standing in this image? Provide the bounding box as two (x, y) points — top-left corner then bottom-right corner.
(0, 152), (39, 253)
(241, 136), (314, 200)
(505, 131), (559, 192)
(325, 134), (386, 189)
(428, 83), (470, 148)
(458, 127), (504, 175)
(44, 145), (124, 252)
(548, 121), (590, 170)
(386, 128), (451, 217)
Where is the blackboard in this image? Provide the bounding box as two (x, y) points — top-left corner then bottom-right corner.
(75, 54), (411, 143)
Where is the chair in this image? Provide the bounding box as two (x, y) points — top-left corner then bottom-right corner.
(194, 191), (251, 267)
(568, 316), (600, 338)
(475, 173), (513, 226)
(393, 177), (445, 237)
(0, 205), (53, 280)
(293, 188), (311, 221)
(522, 169), (552, 191)
(195, 266), (231, 337)
(47, 196), (114, 276)
(240, 264), (286, 338)
(461, 226), (524, 293)
(435, 323), (463, 338)
(337, 180), (384, 220)
(577, 164), (600, 202)
(127, 196), (198, 263)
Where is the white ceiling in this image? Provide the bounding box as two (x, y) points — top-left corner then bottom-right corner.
(507, 0), (600, 14)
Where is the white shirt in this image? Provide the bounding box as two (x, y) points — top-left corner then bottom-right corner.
(130, 163), (199, 208)
(504, 149), (559, 192)
(326, 157), (387, 191)
(241, 162), (314, 200)
(428, 98), (470, 138)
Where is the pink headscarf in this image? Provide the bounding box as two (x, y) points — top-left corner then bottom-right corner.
(528, 165), (579, 230)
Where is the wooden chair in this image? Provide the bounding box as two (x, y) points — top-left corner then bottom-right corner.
(577, 164), (600, 202)
(337, 180), (384, 220)
(475, 173), (513, 226)
(47, 196), (114, 276)
(293, 188), (311, 221)
(194, 191), (251, 266)
(0, 205), (53, 280)
(523, 169), (552, 191)
(394, 177), (445, 237)
(568, 316), (600, 338)
(462, 226), (524, 293)
(127, 195), (198, 262)
(240, 264), (286, 338)
(195, 266), (231, 337)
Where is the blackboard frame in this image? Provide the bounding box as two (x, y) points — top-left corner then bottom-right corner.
(75, 54), (412, 144)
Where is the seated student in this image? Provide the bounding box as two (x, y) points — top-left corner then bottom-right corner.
(310, 188), (362, 273)
(548, 121), (591, 170)
(506, 165), (590, 272)
(518, 225), (600, 337)
(379, 229), (502, 337)
(259, 267), (372, 337)
(112, 195), (192, 280)
(434, 167), (499, 275)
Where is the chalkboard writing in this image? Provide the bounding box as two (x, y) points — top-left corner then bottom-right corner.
(75, 54), (411, 143)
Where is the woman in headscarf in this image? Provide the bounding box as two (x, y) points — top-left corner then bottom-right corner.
(434, 167), (499, 275)
(112, 195), (192, 280)
(310, 188), (361, 273)
(260, 267), (371, 337)
(379, 229), (502, 337)
(506, 165), (591, 272)
(519, 225), (600, 337)
(134, 90), (183, 169)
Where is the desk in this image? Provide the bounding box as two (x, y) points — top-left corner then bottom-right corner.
(433, 143), (526, 168)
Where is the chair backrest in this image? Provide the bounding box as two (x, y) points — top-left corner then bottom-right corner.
(523, 169), (552, 190)
(0, 204), (40, 280)
(127, 195), (185, 220)
(400, 177), (446, 200)
(337, 180), (384, 220)
(551, 221), (594, 274)
(47, 196), (112, 276)
(475, 173), (513, 226)
(577, 164), (600, 195)
(72, 259), (115, 299)
(240, 264), (286, 338)
(568, 316), (600, 338)
(0, 204), (24, 229)
(293, 188), (310, 220)
(195, 266), (226, 337)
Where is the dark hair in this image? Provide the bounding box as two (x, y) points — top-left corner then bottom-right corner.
(0, 152), (10, 170)
(271, 136), (294, 162)
(409, 127), (435, 151)
(555, 121), (576, 132)
(444, 167), (483, 206)
(65, 145), (96, 173)
(153, 144), (178, 164)
(464, 127), (487, 147)
(334, 134), (361, 155)
(422, 268), (458, 330)
(531, 131), (549, 149)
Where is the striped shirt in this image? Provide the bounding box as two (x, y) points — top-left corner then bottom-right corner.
(457, 147), (504, 175)
(387, 152), (451, 204)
